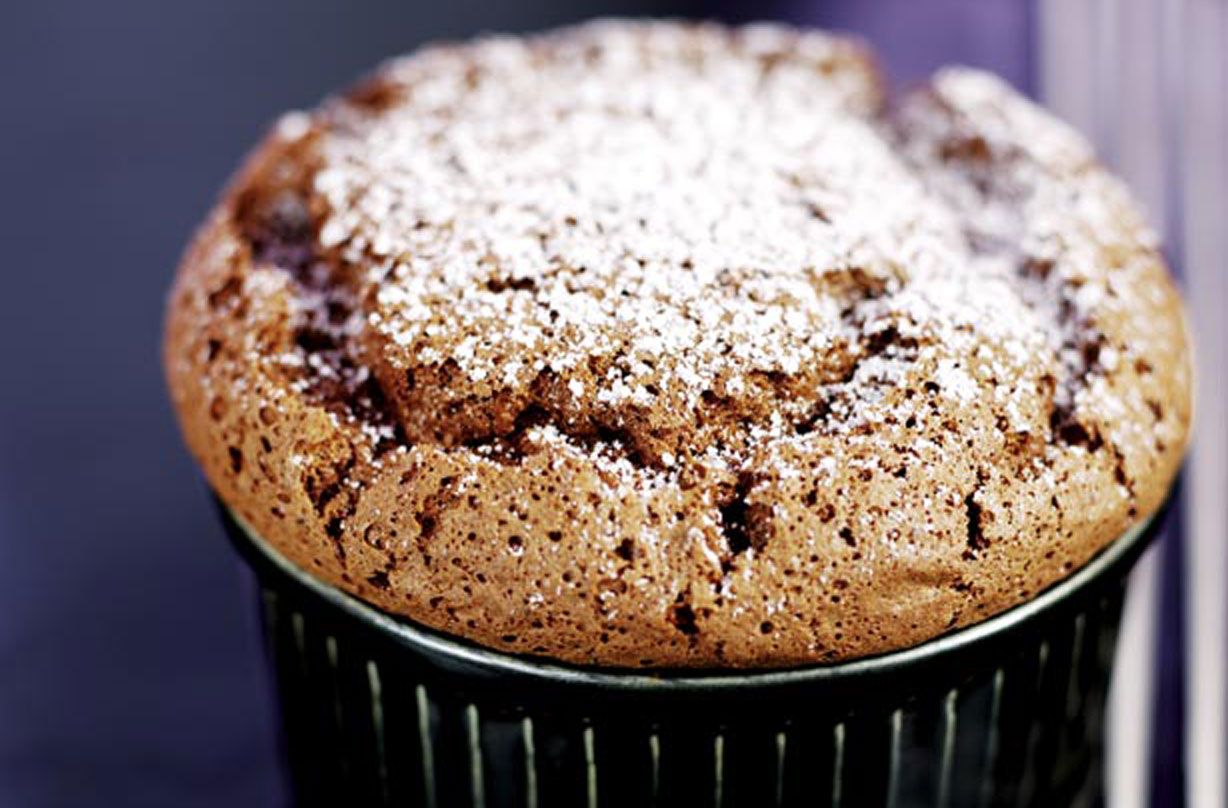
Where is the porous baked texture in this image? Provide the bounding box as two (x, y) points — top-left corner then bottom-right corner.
(165, 20), (1191, 668)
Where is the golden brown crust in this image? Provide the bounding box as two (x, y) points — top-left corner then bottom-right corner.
(165, 21), (1191, 668)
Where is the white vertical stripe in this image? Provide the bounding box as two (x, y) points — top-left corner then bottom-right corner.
(648, 733), (661, 802)
(1093, 0), (1121, 166)
(774, 731), (787, 807)
(885, 710), (902, 808)
(466, 704), (486, 808)
(1066, 613), (1088, 720)
(979, 669), (1005, 808)
(936, 689), (958, 808)
(1107, 551), (1161, 808)
(522, 718), (538, 808)
(1116, 0), (1169, 228)
(1038, 0), (1097, 135)
(325, 636), (344, 735)
(416, 684), (438, 808)
(830, 722), (845, 808)
(1181, 0), (1228, 804)
(1017, 641), (1050, 807)
(583, 726), (598, 808)
(366, 661), (389, 803)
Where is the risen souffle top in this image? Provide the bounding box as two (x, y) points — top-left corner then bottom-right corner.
(165, 20), (1191, 668)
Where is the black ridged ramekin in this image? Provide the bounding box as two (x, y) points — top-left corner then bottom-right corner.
(220, 500), (1166, 808)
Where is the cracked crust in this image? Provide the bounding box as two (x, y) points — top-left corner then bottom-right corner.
(164, 20), (1191, 668)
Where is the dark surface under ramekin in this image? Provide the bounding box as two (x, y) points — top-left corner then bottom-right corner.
(220, 498), (1166, 808)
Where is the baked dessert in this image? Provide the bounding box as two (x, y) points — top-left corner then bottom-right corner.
(165, 20), (1191, 668)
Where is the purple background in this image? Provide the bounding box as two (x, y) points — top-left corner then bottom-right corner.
(5, 2), (1170, 806)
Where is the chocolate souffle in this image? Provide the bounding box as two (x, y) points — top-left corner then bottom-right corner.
(166, 20), (1191, 669)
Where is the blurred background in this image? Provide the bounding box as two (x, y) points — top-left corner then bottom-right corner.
(1, 1), (1222, 806)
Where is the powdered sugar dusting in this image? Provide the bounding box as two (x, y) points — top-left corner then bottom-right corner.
(297, 21), (1144, 473)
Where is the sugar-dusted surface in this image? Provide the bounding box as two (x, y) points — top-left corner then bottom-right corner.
(165, 20), (1190, 667)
